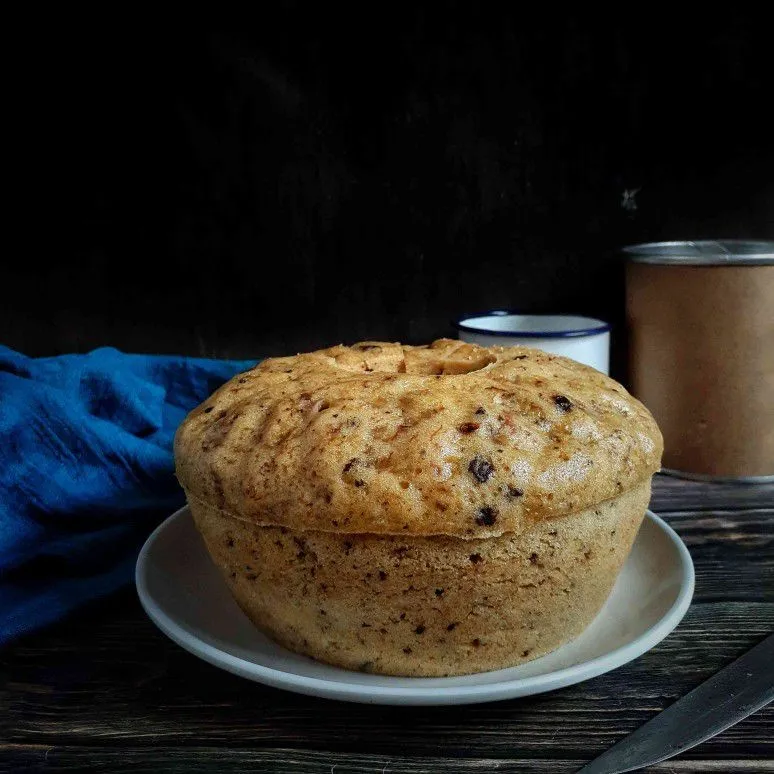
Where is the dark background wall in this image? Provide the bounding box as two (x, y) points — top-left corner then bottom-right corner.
(7, 8), (773, 380)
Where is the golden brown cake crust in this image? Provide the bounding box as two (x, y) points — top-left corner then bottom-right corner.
(188, 479), (651, 676)
(174, 339), (662, 538)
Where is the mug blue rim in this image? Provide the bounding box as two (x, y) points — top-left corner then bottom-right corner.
(454, 311), (611, 339)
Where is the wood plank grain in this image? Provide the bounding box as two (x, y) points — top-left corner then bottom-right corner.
(2, 746), (774, 774)
(650, 474), (774, 513)
(666, 511), (773, 602)
(3, 601), (772, 758)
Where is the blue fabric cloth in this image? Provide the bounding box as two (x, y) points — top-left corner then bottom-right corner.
(0, 346), (255, 646)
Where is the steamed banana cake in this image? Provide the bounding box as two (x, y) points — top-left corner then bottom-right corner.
(174, 339), (663, 676)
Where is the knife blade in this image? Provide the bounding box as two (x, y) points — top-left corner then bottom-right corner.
(577, 632), (774, 773)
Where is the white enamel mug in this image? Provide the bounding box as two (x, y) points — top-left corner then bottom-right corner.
(455, 312), (611, 374)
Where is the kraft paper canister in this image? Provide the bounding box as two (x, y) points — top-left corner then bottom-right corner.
(624, 240), (774, 481)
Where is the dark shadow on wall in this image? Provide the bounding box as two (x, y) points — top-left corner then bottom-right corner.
(7, 7), (773, 383)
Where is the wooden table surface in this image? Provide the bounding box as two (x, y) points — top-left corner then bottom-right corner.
(2, 475), (773, 773)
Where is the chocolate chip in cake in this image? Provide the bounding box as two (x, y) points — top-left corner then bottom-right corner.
(507, 485), (524, 498)
(343, 458), (359, 473)
(469, 553), (483, 564)
(378, 570), (388, 580)
(553, 394), (573, 412)
(475, 506), (498, 526)
(403, 647), (412, 654)
(447, 622), (458, 631)
(435, 588), (444, 597)
(458, 422), (480, 434)
(468, 456), (495, 483)
(474, 406), (486, 415)
(415, 625), (426, 634)
(203, 406), (214, 413)
(529, 552), (539, 565)
(471, 638), (481, 647)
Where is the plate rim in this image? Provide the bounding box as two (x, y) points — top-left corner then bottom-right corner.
(136, 507), (695, 704)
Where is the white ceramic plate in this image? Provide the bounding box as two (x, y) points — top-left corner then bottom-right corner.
(136, 507), (694, 705)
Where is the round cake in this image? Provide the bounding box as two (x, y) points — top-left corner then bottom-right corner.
(174, 339), (663, 676)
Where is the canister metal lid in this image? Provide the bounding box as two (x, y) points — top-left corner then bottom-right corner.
(623, 240), (774, 266)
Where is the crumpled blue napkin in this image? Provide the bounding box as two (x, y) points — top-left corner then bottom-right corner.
(0, 346), (256, 646)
